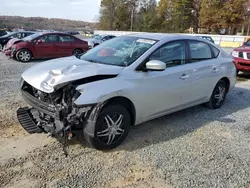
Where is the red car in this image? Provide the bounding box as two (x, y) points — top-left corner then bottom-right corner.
(232, 40), (250, 74)
(5, 32), (88, 62)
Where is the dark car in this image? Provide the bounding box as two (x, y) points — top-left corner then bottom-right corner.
(0, 31), (35, 50)
(7, 32), (89, 62)
(0, 30), (8, 37)
(199, 36), (215, 43)
(65, 31), (80, 35)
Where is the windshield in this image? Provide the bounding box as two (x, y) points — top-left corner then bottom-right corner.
(93, 35), (102, 40)
(80, 36), (157, 67)
(22, 33), (41, 41)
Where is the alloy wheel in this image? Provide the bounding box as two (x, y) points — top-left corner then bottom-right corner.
(97, 113), (125, 145)
(213, 85), (226, 106)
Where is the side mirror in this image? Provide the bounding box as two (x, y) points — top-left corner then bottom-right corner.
(36, 40), (42, 44)
(146, 60), (166, 71)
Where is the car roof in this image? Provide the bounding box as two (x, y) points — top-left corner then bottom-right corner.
(37, 31), (69, 35)
(125, 33), (208, 41)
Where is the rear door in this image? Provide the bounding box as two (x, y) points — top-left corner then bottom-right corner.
(187, 40), (221, 101)
(33, 34), (59, 58)
(57, 34), (76, 57)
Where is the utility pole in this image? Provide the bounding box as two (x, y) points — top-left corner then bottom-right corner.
(247, 18), (250, 36)
(246, 7), (250, 36)
(130, 6), (134, 31)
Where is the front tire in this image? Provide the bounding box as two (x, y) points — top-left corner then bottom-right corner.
(16, 49), (32, 62)
(84, 104), (131, 150)
(205, 80), (227, 109)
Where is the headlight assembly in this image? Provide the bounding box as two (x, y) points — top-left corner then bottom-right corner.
(231, 50), (239, 58)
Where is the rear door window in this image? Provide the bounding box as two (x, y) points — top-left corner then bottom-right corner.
(189, 40), (212, 62)
(59, 35), (75, 42)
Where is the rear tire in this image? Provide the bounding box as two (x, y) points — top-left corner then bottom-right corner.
(205, 80), (227, 109)
(72, 48), (83, 56)
(16, 49), (32, 62)
(84, 104), (131, 150)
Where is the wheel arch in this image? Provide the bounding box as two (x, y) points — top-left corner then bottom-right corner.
(103, 96), (136, 126)
(73, 48), (83, 53)
(220, 77), (230, 93)
(17, 48), (34, 57)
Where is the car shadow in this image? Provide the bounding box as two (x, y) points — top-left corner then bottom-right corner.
(237, 72), (250, 81)
(56, 86), (250, 153)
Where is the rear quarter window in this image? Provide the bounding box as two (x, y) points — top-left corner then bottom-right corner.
(211, 46), (220, 58)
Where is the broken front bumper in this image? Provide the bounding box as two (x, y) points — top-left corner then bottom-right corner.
(21, 90), (60, 119)
(17, 107), (43, 134)
(18, 90), (100, 137)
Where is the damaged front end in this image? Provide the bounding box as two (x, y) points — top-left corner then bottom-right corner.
(17, 80), (100, 154)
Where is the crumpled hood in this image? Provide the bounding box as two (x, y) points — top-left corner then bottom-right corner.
(22, 56), (123, 93)
(5, 38), (22, 49)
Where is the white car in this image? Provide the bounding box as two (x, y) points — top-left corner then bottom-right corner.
(84, 34), (116, 48)
(17, 33), (236, 150)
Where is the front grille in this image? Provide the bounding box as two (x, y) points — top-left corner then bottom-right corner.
(21, 81), (60, 119)
(21, 81), (61, 105)
(239, 62), (250, 67)
(239, 52), (243, 58)
(247, 53), (250, 60)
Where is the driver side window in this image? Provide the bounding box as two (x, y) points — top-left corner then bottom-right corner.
(149, 41), (186, 68)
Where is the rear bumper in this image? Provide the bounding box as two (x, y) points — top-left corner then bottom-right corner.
(233, 58), (250, 72)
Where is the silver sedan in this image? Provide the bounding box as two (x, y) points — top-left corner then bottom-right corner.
(18, 33), (236, 150)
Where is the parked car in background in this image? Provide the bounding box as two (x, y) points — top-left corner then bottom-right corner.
(0, 31), (35, 50)
(199, 36), (215, 43)
(7, 32), (88, 62)
(85, 34), (116, 48)
(17, 34), (236, 150)
(0, 29), (8, 37)
(65, 31), (80, 35)
(232, 40), (250, 74)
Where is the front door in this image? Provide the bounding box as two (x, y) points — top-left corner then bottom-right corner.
(130, 40), (194, 121)
(33, 34), (59, 58)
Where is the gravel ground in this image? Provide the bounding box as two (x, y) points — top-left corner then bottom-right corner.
(0, 51), (250, 188)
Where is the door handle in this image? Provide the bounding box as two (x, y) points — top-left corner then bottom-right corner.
(212, 66), (219, 73)
(179, 74), (189, 80)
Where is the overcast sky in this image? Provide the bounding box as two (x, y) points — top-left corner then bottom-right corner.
(0, 0), (102, 22)
(0, 0), (160, 22)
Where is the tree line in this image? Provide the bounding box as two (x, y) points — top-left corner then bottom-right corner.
(99, 0), (250, 35)
(0, 16), (98, 31)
